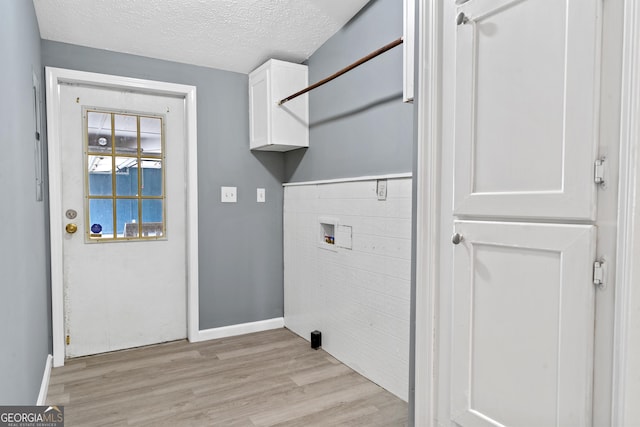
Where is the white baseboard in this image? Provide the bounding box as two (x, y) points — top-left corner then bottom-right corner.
(190, 317), (284, 342)
(37, 354), (53, 405)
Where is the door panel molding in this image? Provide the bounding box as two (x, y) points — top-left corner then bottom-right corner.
(46, 67), (199, 367)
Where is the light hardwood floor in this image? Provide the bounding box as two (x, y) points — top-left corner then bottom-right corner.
(46, 328), (408, 426)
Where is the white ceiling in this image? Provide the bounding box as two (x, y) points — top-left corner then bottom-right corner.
(33, 0), (371, 74)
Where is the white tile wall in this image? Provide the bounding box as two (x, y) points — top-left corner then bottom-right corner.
(283, 178), (412, 401)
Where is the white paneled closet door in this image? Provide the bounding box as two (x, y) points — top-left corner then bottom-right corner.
(451, 221), (596, 426)
(450, 0), (602, 426)
(453, 0), (600, 221)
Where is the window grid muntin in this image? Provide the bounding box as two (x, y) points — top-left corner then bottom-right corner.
(85, 109), (165, 242)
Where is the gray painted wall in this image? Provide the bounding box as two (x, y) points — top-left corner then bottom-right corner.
(41, 41), (285, 329)
(284, 0), (414, 182)
(0, 1), (50, 404)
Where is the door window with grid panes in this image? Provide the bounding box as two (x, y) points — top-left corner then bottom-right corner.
(85, 110), (165, 241)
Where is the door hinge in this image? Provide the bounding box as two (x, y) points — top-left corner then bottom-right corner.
(594, 158), (606, 185)
(593, 260), (605, 289)
(66, 335), (70, 345)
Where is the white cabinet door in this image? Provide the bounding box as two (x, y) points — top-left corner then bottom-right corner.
(451, 221), (596, 427)
(453, 0), (601, 221)
(249, 66), (270, 149)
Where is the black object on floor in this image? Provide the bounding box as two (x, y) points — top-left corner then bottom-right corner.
(311, 330), (321, 350)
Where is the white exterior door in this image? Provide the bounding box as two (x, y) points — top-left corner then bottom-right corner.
(453, 0), (601, 221)
(58, 82), (187, 357)
(447, 0), (602, 425)
(451, 221), (596, 426)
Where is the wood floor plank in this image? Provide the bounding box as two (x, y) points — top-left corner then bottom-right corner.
(289, 362), (353, 386)
(271, 402), (379, 427)
(202, 371), (374, 423)
(248, 381), (381, 426)
(46, 328), (408, 426)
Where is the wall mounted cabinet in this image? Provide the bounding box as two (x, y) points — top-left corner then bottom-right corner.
(249, 59), (309, 151)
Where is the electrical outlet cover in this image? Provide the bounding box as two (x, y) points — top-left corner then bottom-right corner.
(221, 186), (237, 203)
(377, 179), (387, 200)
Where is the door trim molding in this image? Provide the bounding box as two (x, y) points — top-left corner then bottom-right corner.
(613, 1), (640, 424)
(45, 67), (199, 367)
(414, 0), (440, 425)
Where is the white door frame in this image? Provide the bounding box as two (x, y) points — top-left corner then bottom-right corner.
(612, 0), (640, 424)
(45, 67), (199, 367)
(414, 0), (638, 425)
(413, 0), (440, 425)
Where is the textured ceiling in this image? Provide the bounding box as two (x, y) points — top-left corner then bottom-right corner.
(33, 0), (371, 74)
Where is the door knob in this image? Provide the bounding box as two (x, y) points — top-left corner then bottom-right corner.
(452, 233), (463, 245)
(456, 12), (469, 25)
(65, 223), (78, 234)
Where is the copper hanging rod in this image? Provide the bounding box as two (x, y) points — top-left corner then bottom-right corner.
(278, 37), (404, 106)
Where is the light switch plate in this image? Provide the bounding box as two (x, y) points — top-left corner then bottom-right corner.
(221, 186), (237, 203)
(257, 188), (265, 203)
